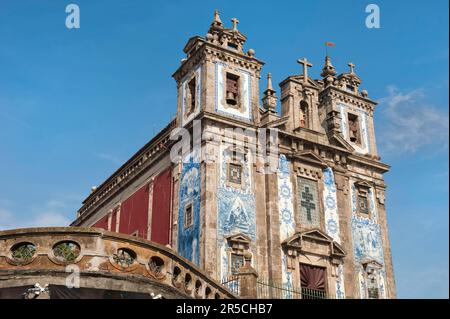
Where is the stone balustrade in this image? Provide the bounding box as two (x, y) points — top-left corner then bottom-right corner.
(0, 227), (236, 299)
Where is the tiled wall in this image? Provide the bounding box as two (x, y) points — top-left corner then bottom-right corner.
(217, 144), (256, 281)
(178, 151), (201, 265)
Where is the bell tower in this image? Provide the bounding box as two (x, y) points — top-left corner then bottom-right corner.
(172, 10), (264, 127)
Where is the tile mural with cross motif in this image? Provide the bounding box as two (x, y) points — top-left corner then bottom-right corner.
(297, 177), (320, 228)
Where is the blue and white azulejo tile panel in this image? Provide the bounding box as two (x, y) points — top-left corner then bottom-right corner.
(178, 151), (201, 265)
(217, 143), (256, 282)
(322, 167), (341, 244)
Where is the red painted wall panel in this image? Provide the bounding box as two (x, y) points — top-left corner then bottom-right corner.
(110, 208), (117, 232)
(119, 184), (149, 238)
(151, 168), (172, 245)
(93, 214), (109, 231)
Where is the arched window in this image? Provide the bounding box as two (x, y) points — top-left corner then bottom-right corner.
(299, 101), (309, 128)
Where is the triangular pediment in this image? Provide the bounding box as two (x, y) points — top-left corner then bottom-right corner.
(292, 150), (328, 168)
(282, 228), (346, 258)
(301, 228), (333, 242)
(331, 242), (346, 257)
(361, 259), (383, 269)
(226, 233), (251, 244)
(283, 75), (321, 90)
(262, 116), (289, 129)
(183, 36), (203, 54)
(222, 28), (247, 41)
(354, 180), (372, 189)
(329, 133), (355, 152)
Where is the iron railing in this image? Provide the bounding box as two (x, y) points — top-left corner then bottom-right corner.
(221, 275), (335, 299)
(221, 276), (240, 296)
(256, 278), (331, 299)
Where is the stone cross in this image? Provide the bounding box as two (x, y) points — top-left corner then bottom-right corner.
(297, 58), (313, 82)
(231, 17), (239, 31)
(348, 62), (355, 74)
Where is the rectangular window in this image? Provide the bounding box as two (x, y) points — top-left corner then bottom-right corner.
(367, 275), (379, 299)
(186, 77), (196, 115)
(226, 73), (240, 107)
(228, 163), (242, 185)
(368, 287), (379, 299)
(184, 204), (193, 229)
(358, 194), (369, 214)
(300, 263), (327, 299)
(230, 253), (245, 274)
(297, 177), (320, 228)
(348, 113), (361, 144)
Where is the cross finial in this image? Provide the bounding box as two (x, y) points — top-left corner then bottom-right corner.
(348, 62), (355, 74)
(297, 58), (313, 82)
(231, 17), (239, 31)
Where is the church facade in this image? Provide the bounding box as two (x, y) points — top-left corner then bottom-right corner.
(71, 11), (396, 299)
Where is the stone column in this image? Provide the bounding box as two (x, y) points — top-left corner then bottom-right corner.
(265, 166), (282, 283)
(333, 168), (358, 298)
(203, 139), (219, 280)
(254, 155), (269, 279)
(375, 185), (397, 298)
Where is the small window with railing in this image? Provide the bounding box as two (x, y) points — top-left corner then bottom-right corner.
(300, 263), (327, 299)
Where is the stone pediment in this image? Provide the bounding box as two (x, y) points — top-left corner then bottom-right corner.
(183, 36), (203, 54)
(329, 133), (355, 152)
(281, 228), (346, 258)
(354, 180), (372, 189)
(362, 259), (383, 269)
(226, 233), (251, 252)
(222, 28), (247, 42)
(262, 116), (289, 129)
(226, 233), (251, 245)
(283, 75), (321, 90)
(292, 150), (328, 168)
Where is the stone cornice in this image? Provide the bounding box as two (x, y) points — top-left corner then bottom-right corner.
(319, 86), (377, 114)
(347, 153), (391, 173)
(278, 129), (350, 154)
(172, 38), (264, 82)
(202, 111), (259, 130)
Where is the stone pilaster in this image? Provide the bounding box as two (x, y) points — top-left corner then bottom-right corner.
(375, 186), (397, 298)
(333, 169), (358, 298)
(265, 169), (282, 282)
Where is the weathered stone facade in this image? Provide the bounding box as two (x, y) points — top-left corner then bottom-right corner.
(67, 11), (396, 299)
(0, 227), (235, 299)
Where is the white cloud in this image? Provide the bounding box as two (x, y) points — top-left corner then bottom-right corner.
(377, 86), (449, 156)
(0, 199), (73, 231)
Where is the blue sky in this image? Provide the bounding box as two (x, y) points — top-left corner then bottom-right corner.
(0, 0), (448, 298)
